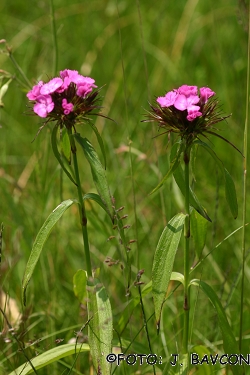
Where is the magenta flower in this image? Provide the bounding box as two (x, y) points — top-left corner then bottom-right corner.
(157, 90), (178, 107)
(26, 81), (44, 101)
(200, 87), (215, 105)
(178, 85), (198, 96)
(40, 77), (63, 95)
(156, 84), (215, 122)
(62, 98), (74, 115)
(27, 69), (99, 129)
(58, 69), (97, 96)
(33, 95), (54, 118)
(145, 84), (229, 145)
(174, 94), (200, 112)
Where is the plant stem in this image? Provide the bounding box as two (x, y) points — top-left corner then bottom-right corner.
(239, 4), (250, 352)
(183, 146), (191, 354)
(68, 129), (92, 277)
(49, 0), (58, 76)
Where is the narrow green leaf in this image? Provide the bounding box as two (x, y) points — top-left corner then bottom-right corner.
(173, 164), (211, 222)
(89, 122), (107, 169)
(60, 128), (71, 163)
(152, 213), (185, 327)
(117, 281), (152, 334)
(190, 209), (208, 260)
(73, 269), (87, 304)
(51, 125), (77, 185)
(224, 168), (238, 219)
(194, 139), (238, 219)
(150, 142), (184, 195)
(82, 192), (110, 216)
(74, 134), (114, 222)
(190, 143), (198, 182)
(22, 199), (75, 306)
(170, 271), (184, 285)
(87, 277), (113, 375)
(117, 272), (184, 335)
(190, 279), (242, 375)
(170, 143), (211, 222)
(8, 343), (89, 375)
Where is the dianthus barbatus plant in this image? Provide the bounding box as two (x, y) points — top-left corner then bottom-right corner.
(27, 69), (101, 131)
(24, 69), (114, 373)
(147, 84), (234, 148)
(144, 84), (240, 370)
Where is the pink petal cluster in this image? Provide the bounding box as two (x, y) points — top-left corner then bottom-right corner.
(27, 69), (97, 118)
(157, 85), (215, 122)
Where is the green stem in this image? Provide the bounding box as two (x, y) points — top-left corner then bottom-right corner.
(7, 48), (31, 89)
(183, 146), (191, 354)
(239, 4), (250, 352)
(49, 0), (58, 76)
(68, 129), (92, 277)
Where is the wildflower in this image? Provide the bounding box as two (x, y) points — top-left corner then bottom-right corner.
(33, 95), (54, 118)
(146, 84), (230, 146)
(26, 69), (99, 130)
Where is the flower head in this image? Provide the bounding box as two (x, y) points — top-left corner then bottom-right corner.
(27, 69), (99, 130)
(146, 84), (229, 145)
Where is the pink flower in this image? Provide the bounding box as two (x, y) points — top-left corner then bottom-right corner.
(60, 69), (79, 81)
(59, 69), (97, 96)
(186, 109), (203, 121)
(178, 85), (198, 96)
(33, 95), (54, 118)
(40, 77), (63, 95)
(26, 81), (44, 100)
(27, 69), (99, 126)
(200, 87), (215, 104)
(59, 69), (80, 91)
(76, 79), (97, 97)
(174, 94), (200, 112)
(62, 98), (74, 115)
(147, 83), (229, 142)
(157, 90), (178, 107)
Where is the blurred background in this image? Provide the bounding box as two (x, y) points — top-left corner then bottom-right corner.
(0, 0), (249, 373)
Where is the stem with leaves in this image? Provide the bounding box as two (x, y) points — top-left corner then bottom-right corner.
(67, 128), (92, 278)
(183, 145), (191, 354)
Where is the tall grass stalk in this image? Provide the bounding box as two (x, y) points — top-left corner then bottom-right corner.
(49, 0), (58, 76)
(239, 4), (250, 353)
(183, 146), (191, 354)
(68, 129), (92, 277)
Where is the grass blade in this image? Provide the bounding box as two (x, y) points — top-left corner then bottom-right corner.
(74, 134), (114, 222)
(150, 141), (184, 195)
(152, 213), (185, 328)
(190, 279), (242, 375)
(194, 139), (238, 219)
(87, 277), (113, 374)
(22, 199), (75, 306)
(51, 125), (77, 185)
(8, 343), (89, 375)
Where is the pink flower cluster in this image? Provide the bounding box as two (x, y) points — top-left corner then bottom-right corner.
(27, 69), (97, 118)
(157, 85), (215, 122)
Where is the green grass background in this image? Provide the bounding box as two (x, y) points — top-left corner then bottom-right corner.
(0, 0), (249, 374)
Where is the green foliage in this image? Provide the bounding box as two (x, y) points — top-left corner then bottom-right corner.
(0, 0), (248, 374)
(51, 125), (77, 185)
(190, 279), (242, 375)
(74, 133), (114, 222)
(190, 209), (208, 260)
(73, 269), (87, 304)
(194, 139), (238, 219)
(22, 199), (75, 306)
(8, 343), (90, 375)
(87, 276), (113, 374)
(152, 213), (185, 327)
